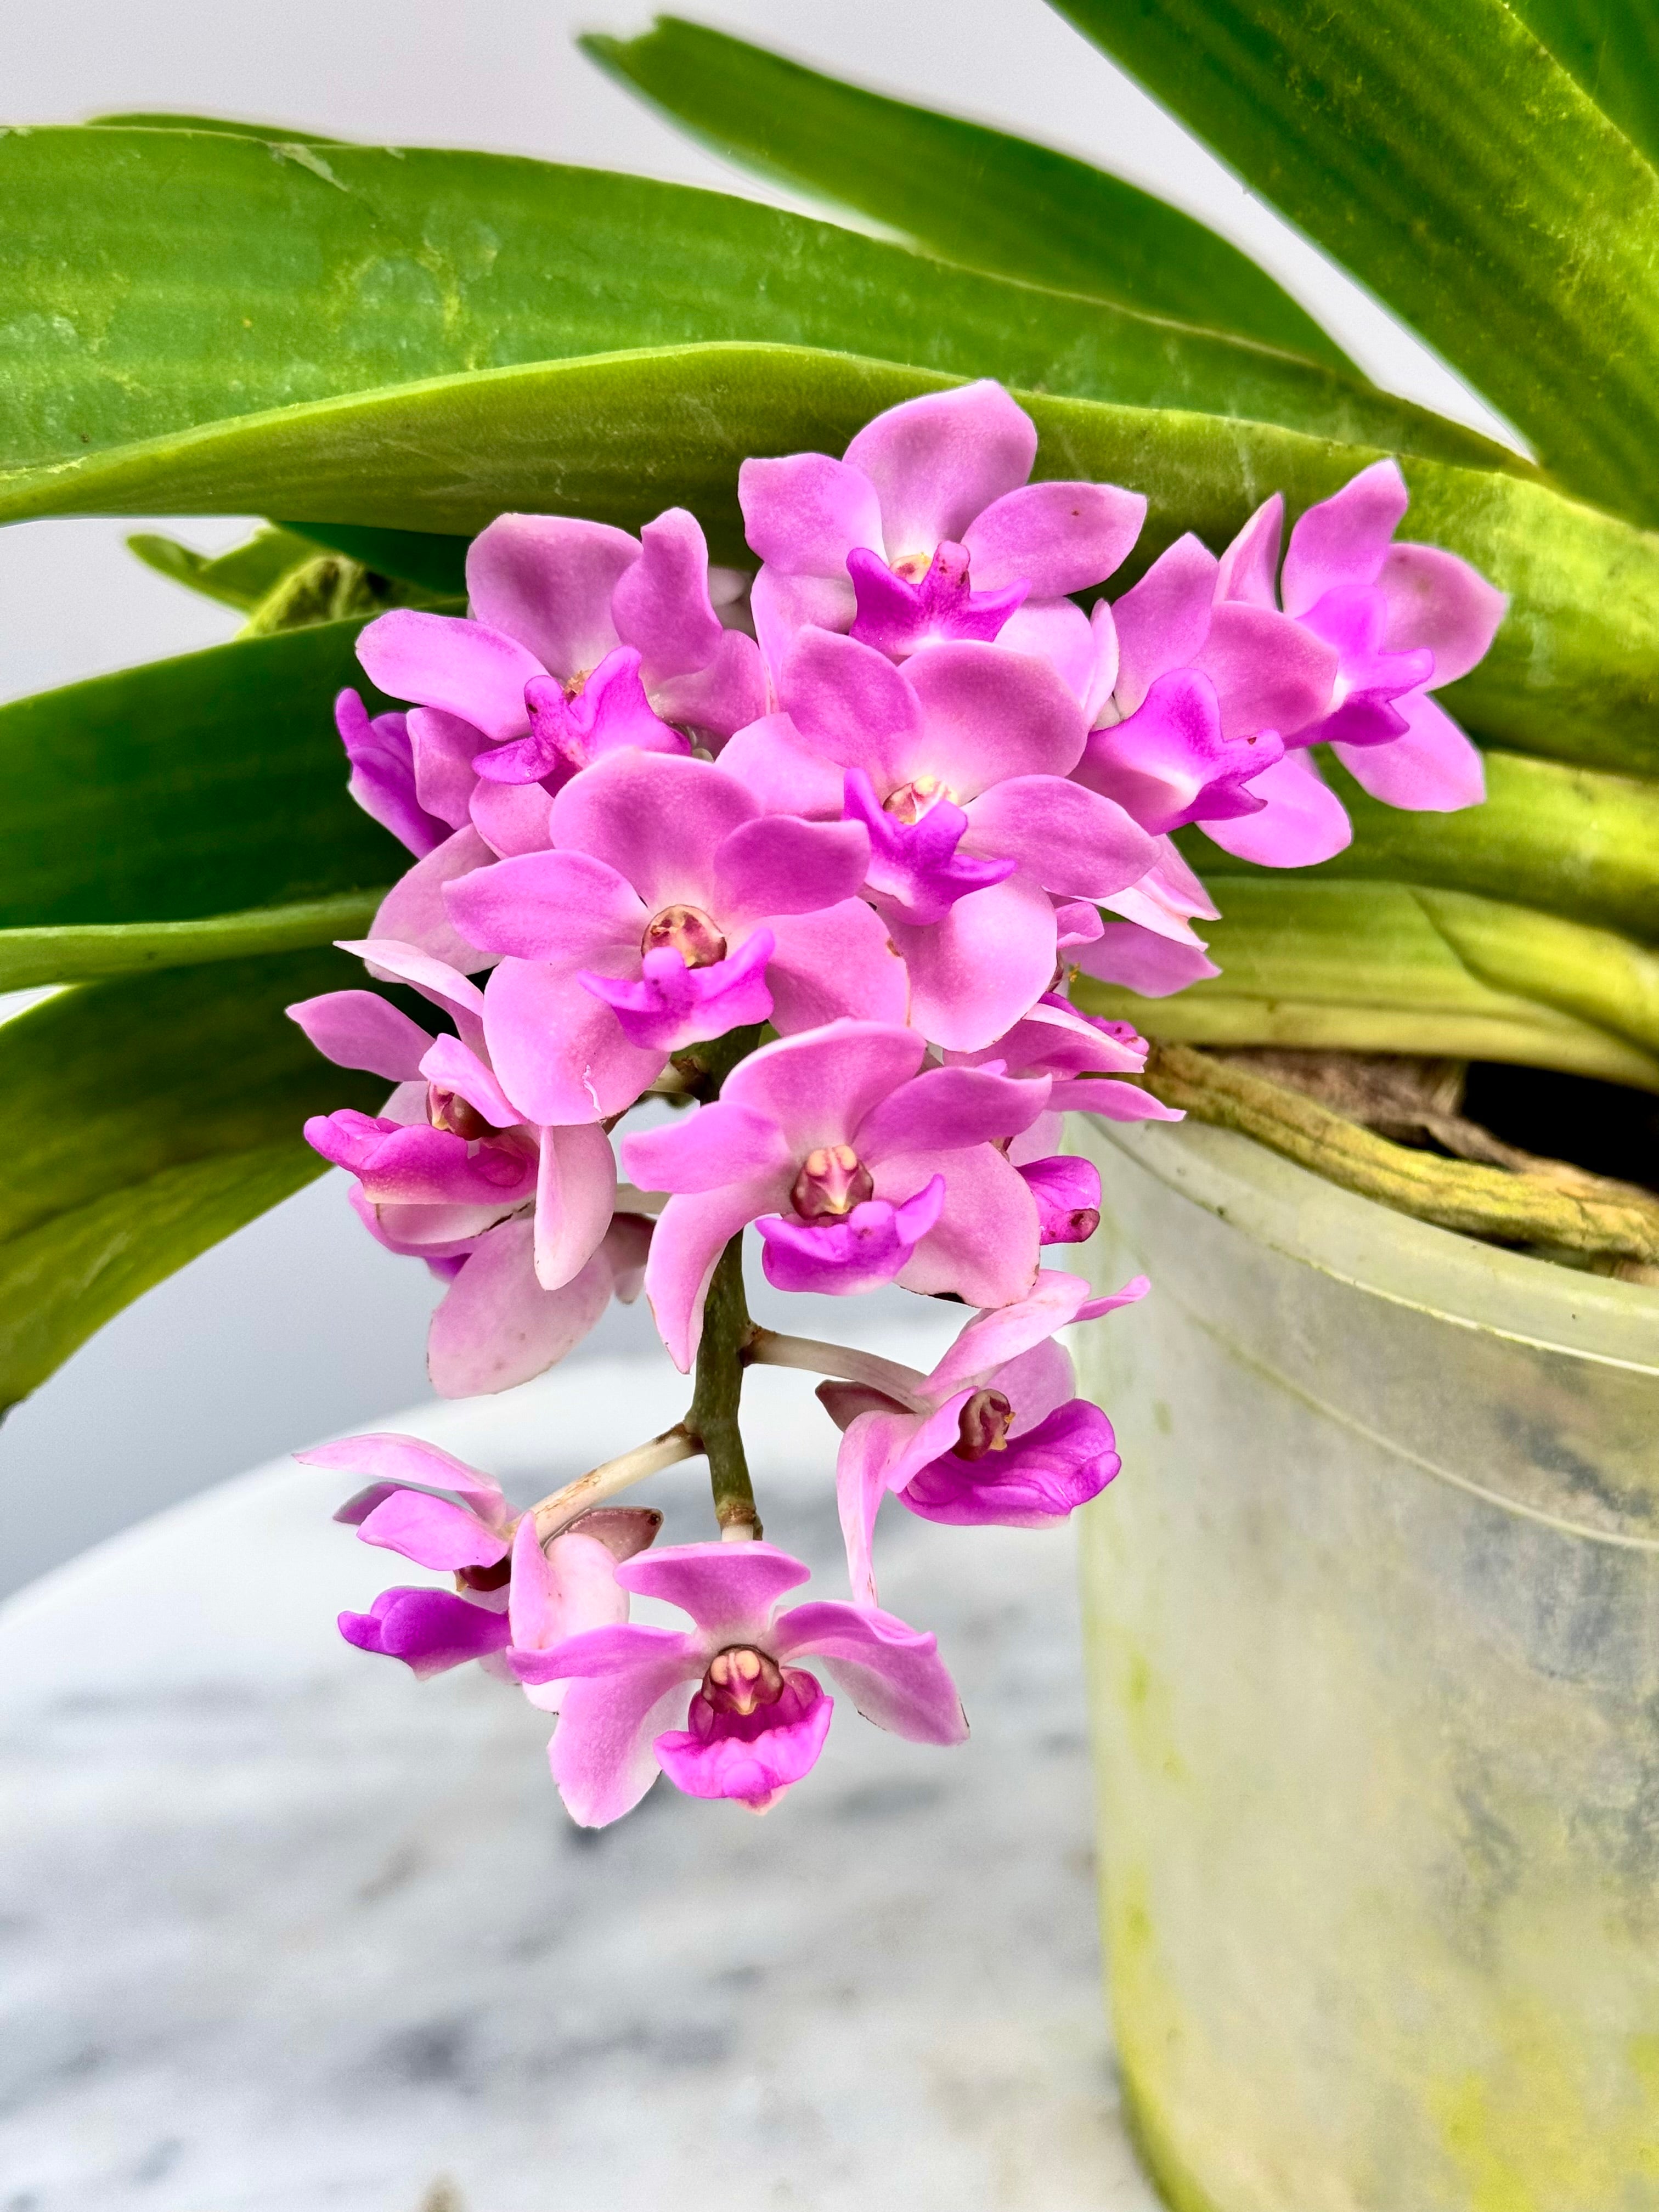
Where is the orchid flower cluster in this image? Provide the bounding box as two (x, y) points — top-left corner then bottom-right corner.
(289, 381), (1503, 1826)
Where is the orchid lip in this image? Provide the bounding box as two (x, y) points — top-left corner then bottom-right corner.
(791, 1143), (876, 1220)
(702, 1644), (787, 1717)
(641, 903), (728, 968)
(953, 1387), (1015, 1460)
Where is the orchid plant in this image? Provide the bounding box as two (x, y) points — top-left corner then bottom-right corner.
(1, 6), (1656, 1797)
(276, 379), (1499, 1822)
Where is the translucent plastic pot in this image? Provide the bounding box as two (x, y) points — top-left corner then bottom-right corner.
(1069, 1115), (1659, 2212)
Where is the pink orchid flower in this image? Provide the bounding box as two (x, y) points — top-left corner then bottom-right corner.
(289, 940), (647, 1395)
(620, 1021), (1051, 1369)
(351, 508), (765, 861)
(334, 690), (453, 859)
(443, 749), (902, 1124)
(725, 629), (1154, 1050)
(1194, 459), (1507, 864)
(304, 1432), (658, 1682)
(738, 379), (1145, 686)
(940, 990), (1183, 1239)
(821, 1270), (1148, 1604)
(1074, 529), (1333, 850)
(508, 1541), (967, 1824)
(1070, 836), (1223, 998)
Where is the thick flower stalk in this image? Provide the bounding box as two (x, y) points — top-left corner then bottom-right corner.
(292, 379), (1502, 1825)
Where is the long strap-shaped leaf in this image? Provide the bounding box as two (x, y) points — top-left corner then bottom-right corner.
(1073, 879), (1659, 1087)
(1178, 749), (1659, 944)
(0, 125), (1508, 477)
(0, 344), (1646, 776)
(0, 618), (398, 944)
(1510, 1), (1659, 173)
(1050, 0), (1659, 525)
(0, 949), (388, 1410)
(583, 16), (1355, 372)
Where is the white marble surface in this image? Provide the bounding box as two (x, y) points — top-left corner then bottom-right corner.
(0, 1342), (1159, 2212)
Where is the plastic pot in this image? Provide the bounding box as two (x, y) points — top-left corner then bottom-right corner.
(1068, 1115), (1659, 2211)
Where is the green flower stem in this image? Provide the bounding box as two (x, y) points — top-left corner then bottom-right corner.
(687, 1233), (761, 1541)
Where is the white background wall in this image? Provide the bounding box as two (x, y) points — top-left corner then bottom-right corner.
(0, 0), (1511, 1594)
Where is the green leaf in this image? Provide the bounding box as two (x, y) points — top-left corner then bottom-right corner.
(88, 111), (350, 143)
(0, 1146), (322, 1414)
(582, 16), (1355, 372)
(0, 124), (1508, 479)
(1050, 0), (1659, 525)
(126, 522), (324, 611)
(281, 521), (470, 593)
(0, 893), (383, 992)
(0, 342), (1641, 774)
(1508, 2), (1659, 173)
(1071, 879), (1659, 1088)
(0, 618), (399, 939)
(1178, 748), (1659, 943)
(0, 946), (389, 1409)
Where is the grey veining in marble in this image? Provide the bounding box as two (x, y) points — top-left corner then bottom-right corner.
(0, 1344), (1159, 2211)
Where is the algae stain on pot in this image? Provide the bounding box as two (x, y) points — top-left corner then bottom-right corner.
(1429, 1998), (1659, 2210)
(1070, 1115), (1659, 2210)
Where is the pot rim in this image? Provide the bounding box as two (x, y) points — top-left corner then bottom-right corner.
(1081, 1115), (1659, 1376)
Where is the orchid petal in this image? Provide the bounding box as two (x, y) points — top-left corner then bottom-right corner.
(482, 959), (664, 1124)
(769, 1601), (968, 1744)
(427, 1215), (616, 1396)
(1333, 691), (1487, 810)
(356, 609), (543, 742)
(371, 825), (499, 973)
(356, 1489), (509, 1571)
(765, 900), (912, 1033)
(713, 814), (871, 929)
(339, 1588), (512, 1678)
(843, 380), (1036, 558)
(286, 990), (431, 1082)
(963, 774), (1156, 898)
(1376, 544), (1507, 686)
(534, 1119), (618, 1291)
(1198, 749), (1353, 865)
(887, 875), (1056, 1052)
(610, 506), (726, 681)
(1110, 534), (1219, 714)
(445, 848), (644, 966)
(1281, 459), (1408, 617)
(465, 513), (637, 679)
(738, 452), (884, 574)
(963, 479), (1146, 595)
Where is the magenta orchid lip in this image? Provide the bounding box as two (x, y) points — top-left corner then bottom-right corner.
(291, 378), (1501, 1826)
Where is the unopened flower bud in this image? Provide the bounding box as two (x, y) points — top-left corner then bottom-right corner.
(791, 1142), (875, 1220)
(641, 903), (728, 968)
(428, 1087), (501, 1141)
(953, 1387), (1014, 1461)
(702, 1644), (786, 1717)
(883, 773), (949, 826)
